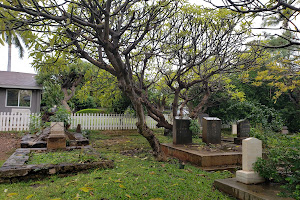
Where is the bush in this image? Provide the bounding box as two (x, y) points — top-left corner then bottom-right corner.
(253, 132), (300, 199)
(76, 108), (105, 114)
(189, 119), (200, 138)
(50, 106), (70, 126)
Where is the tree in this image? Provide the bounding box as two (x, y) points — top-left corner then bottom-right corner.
(0, 1), (260, 159)
(207, 0), (300, 47)
(158, 6), (261, 120)
(36, 59), (89, 112)
(0, 0), (180, 159)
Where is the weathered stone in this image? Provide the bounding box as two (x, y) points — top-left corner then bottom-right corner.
(76, 124), (82, 133)
(173, 117), (192, 145)
(282, 126), (288, 135)
(47, 137), (66, 149)
(48, 122), (66, 149)
(232, 124), (237, 135)
(236, 137), (264, 184)
(237, 119), (250, 138)
(202, 117), (221, 144)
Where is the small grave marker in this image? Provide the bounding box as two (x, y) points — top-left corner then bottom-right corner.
(236, 137), (264, 184)
(47, 122), (66, 149)
(234, 119), (250, 145)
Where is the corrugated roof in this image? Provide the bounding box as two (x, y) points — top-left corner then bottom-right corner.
(0, 71), (42, 89)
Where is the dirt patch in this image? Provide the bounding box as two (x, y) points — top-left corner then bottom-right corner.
(0, 133), (21, 160)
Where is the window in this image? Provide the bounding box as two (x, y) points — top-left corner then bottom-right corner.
(6, 89), (32, 107)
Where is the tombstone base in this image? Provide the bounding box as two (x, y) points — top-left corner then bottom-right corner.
(47, 137), (66, 149)
(236, 170), (265, 184)
(234, 137), (248, 145)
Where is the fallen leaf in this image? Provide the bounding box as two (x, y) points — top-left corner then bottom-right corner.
(50, 199), (62, 200)
(7, 193), (18, 197)
(149, 171), (155, 175)
(74, 193), (80, 200)
(171, 184), (178, 186)
(119, 184), (126, 189)
(149, 198), (163, 200)
(126, 194), (131, 198)
(26, 194), (34, 199)
(114, 179), (122, 183)
(79, 187), (94, 193)
(178, 178), (185, 180)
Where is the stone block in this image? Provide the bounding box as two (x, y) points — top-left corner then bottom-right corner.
(202, 117), (221, 144)
(237, 119), (250, 138)
(236, 170), (265, 184)
(282, 126), (288, 135)
(173, 117), (192, 145)
(47, 137), (66, 149)
(232, 124), (237, 135)
(242, 137), (262, 171)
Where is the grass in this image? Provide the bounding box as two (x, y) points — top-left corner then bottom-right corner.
(27, 149), (102, 165)
(0, 129), (235, 200)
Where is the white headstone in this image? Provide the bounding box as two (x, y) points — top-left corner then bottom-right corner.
(236, 137), (265, 184)
(232, 124), (237, 135)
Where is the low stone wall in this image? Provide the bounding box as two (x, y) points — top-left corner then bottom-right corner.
(0, 148), (114, 183)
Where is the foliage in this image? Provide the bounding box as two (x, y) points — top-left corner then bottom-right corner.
(189, 119), (201, 137)
(27, 149), (101, 165)
(71, 96), (97, 112)
(29, 114), (42, 134)
(108, 94), (132, 114)
(254, 133), (300, 199)
(209, 100), (283, 131)
(49, 106), (70, 126)
(76, 109), (105, 114)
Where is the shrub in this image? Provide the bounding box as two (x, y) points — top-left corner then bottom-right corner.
(189, 119), (200, 138)
(253, 133), (300, 199)
(29, 114), (43, 134)
(50, 106), (70, 126)
(76, 108), (105, 114)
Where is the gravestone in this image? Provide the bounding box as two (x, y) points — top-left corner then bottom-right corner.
(232, 123), (237, 135)
(281, 126), (288, 135)
(202, 117), (221, 144)
(198, 113), (209, 127)
(236, 137), (265, 184)
(173, 117), (192, 145)
(47, 122), (66, 149)
(234, 119), (250, 145)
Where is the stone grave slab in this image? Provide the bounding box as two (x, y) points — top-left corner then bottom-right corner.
(173, 117), (192, 145)
(202, 117), (221, 144)
(234, 119), (250, 144)
(47, 122), (66, 149)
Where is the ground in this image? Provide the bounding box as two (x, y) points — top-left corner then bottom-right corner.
(0, 132), (20, 161)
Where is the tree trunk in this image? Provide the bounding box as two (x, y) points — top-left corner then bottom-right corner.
(7, 42), (12, 72)
(119, 78), (165, 160)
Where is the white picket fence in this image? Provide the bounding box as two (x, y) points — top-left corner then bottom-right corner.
(0, 112), (170, 131)
(0, 112), (40, 131)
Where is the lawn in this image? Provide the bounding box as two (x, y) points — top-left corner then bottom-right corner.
(0, 129), (235, 200)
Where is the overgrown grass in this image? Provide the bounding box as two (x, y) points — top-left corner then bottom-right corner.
(27, 149), (102, 165)
(0, 129), (235, 200)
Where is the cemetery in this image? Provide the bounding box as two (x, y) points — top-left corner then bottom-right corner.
(0, 0), (299, 199)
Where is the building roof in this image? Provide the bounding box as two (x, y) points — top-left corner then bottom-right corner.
(0, 71), (42, 90)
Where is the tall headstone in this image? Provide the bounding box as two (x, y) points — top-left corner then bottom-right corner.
(232, 123), (237, 135)
(236, 137), (265, 184)
(47, 122), (66, 149)
(234, 119), (250, 145)
(173, 117), (192, 145)
(202, 117), (221, 144)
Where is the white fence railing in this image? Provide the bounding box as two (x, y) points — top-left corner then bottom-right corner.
(0, 112), (171, 131)
(0, 112), (40, 131)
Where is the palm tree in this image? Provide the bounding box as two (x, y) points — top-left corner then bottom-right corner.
(4, 29), (26, 71)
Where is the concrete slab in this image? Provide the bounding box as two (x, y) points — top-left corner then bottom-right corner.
(214, 178), (294, 200)
(161, 143), (242, 169)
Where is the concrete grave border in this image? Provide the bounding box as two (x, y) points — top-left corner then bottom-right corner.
(0, 147), (114, 183)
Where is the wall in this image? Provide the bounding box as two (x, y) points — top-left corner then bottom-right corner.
(0, 88), (41, 113)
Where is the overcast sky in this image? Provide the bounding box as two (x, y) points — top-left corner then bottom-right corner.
(0, 0), (220, 74)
